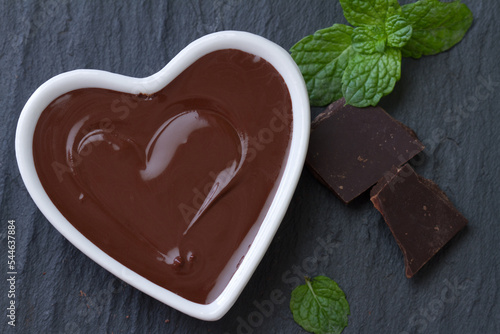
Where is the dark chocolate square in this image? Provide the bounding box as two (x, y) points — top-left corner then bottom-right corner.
(370, 164), (468, 278)
(306, 98), (425, 203)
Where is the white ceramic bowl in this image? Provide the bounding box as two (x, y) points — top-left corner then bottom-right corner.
(15, 30), (310, 321)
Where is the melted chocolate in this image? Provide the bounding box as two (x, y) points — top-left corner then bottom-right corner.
(33, 49), (293, 304)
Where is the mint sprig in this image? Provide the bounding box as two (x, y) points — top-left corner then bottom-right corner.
(290, 276), (350, 334)
(290, 0), (473, 107)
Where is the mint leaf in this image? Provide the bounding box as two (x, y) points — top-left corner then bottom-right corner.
(290, 24), (354, 106)
(385, 15), (412, 48)
(290, 276), (350, 334)
(401, 0), (473, 58)
(351, 26), (386, 54)
(342, 47), (401, 107)
(290, 0), (473, 107)
(339, 0), (401, 27)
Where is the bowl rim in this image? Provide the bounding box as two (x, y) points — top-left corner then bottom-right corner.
(15, 30), (310, 321)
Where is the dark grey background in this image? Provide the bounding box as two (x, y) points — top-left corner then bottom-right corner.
(1, 0), (498, 333)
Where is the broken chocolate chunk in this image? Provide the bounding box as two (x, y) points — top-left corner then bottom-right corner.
(306, 98), (425, 203)
(370, 164), (468, 278)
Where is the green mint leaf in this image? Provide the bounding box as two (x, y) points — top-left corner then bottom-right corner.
(290, 24), (354, 106)
(401, 0), (473, 58)
(352, 26), (386, 54)
(290, 276), (350, 334)
(339, 0), (401, 27)
(385, 15), (412, 48)
(290, 0), (473, 107)
(342, 47), (401, 107)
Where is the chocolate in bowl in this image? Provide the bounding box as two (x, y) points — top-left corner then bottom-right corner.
(33, 49), (293, 304)
(16, 31), (310, 320)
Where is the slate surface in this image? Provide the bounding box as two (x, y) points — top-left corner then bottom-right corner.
(1, 0), (499, 333)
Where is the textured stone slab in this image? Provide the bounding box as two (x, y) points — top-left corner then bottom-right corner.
(1, 0), (499, 333)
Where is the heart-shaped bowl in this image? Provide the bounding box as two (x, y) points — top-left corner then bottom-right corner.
(15, 30), (309, 320)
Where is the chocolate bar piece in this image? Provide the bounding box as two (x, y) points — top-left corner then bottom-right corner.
(306, 98), (424, 203)
(370, 164), (468, 278)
